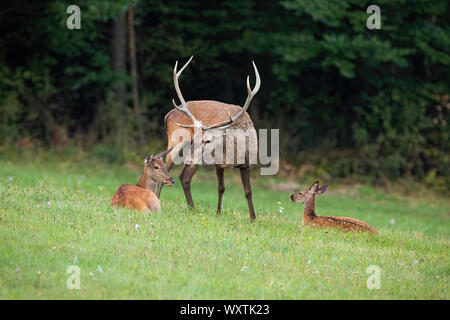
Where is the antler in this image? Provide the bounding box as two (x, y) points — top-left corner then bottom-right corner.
(203, 61), (261, 130)
(145, 147), (174, 163)
(172, 56), (203, 129)
(155, 146), (174, 159)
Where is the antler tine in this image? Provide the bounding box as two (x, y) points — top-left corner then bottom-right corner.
(173, 56), (203, 129)
(155, 146), (174, 159)
(204, 61), (261, 130)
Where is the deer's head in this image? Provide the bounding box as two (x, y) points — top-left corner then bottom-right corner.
(171, 56), (260, 161)
(290, 181), (328, 203)
(144, 148), (174, 185)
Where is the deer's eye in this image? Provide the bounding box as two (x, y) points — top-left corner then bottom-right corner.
(154, 165), (159, 169)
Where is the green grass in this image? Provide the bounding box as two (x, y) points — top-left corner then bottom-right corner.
(0, 156), (449, 299)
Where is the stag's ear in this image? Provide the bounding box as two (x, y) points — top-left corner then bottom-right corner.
(316, 183), (329, 195)
(309, 181), (320, 192)
(144, 155), (153, 165)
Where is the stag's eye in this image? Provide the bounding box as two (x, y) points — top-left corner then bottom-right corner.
(154, 165), (159, 169)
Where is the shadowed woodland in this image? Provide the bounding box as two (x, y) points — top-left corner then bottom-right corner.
(0, 0), (449, 191)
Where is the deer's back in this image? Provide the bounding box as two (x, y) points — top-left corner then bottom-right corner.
(111, 184), (160, 212)
(165, 100), (255, 131)
(305, 215), (378, 233)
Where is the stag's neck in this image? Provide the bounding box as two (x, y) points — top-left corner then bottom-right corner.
(136, 167), (156, 191)
(302, 196), (318, 223)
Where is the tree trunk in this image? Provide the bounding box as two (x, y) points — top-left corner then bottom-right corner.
(128, 7), (145, 145)
(111, 12), (126, 110)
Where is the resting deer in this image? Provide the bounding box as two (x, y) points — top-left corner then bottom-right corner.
(156, 56), (260, 221)
(111, 149), (174, 212)
(290, 181), (378, 233)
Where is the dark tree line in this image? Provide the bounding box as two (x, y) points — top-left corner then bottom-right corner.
(0, 0), (448, 188)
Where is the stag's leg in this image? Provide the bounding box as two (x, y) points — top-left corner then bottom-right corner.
(179, 164), (198, 208)
(156, 154), (174, 198)
(215, 166), (225, 214)
(239, 166), (256, 221)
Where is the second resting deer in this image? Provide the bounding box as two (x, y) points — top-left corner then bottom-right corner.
(290, 181), (378, 233)
(111, 149), (174, 212)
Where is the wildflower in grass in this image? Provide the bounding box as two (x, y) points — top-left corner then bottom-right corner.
(73, 256), (78, 264)
(414, 260), (419, 265)
(390, 219), (395, 224)
(148, 231), (152, 236)
(135, 224), (139, 230)
(7, 176), (13, 181)
(307, 260), (311, 264)
(47, 201), (51, 207)
(97, 265), (103, 273)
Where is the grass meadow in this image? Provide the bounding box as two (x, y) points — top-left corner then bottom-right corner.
(0, 152), (449, 299)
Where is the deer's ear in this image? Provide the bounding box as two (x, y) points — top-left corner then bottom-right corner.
(317, 184), (329, 195)
(309, 181), (320, 192)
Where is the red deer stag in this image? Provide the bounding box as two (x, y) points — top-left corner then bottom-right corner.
(112, 149), (174, 212)
(156, 56), (261, 221)
(290, 181), (378, 233)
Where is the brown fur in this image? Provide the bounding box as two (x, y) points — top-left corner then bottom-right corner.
(291, 181), (378, 233)
(164, 100), (255, 168)
(111, 156), (173, 212)
(111, 184), (160, 212)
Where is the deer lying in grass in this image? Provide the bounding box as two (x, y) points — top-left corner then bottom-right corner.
(111, 149), (174, 212)
(290, 181), (377, 233)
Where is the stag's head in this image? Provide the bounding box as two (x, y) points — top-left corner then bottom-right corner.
(144, 148), (175, 185)
(290, 181), (328, 203)
(171, 56), (260, 161)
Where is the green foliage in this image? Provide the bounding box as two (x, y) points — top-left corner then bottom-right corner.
(0, 0), (449, 187)
(91, 144), (125, 164)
